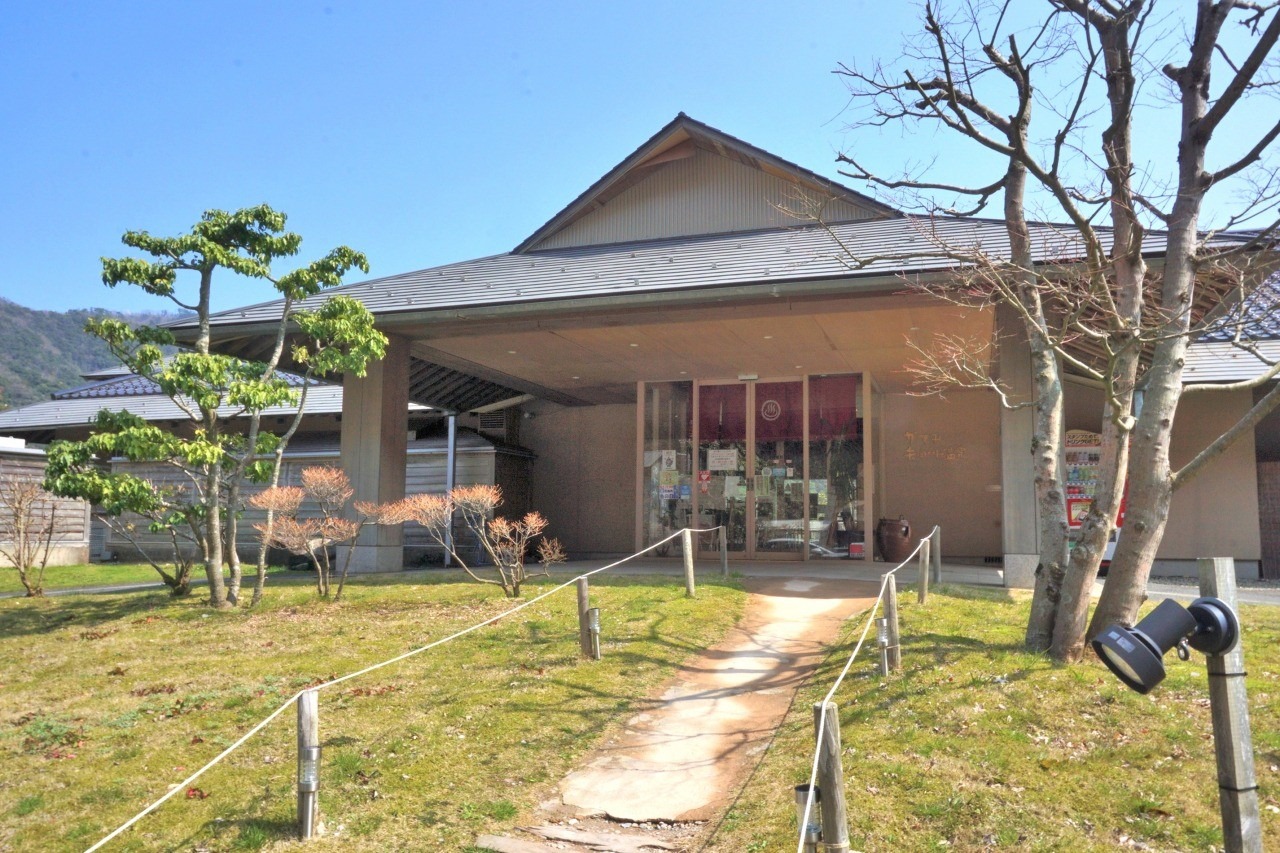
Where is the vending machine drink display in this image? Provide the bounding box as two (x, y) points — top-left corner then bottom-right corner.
(1064, 430), (1100, 529)
(1064, 429), (1124, 564)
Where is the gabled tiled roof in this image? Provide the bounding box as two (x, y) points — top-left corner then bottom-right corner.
(1184, 275), (1280, 383)
(187, 216), (1238, 332)
(513, 112), (900, 253)
(52, 370), (311, 400)
(1198, 275), (1280, 342)
(0, 382), (431, 435)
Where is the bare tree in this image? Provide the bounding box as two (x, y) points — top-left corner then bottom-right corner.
(833, 0), (1280, 660)
(1088, 0), (1280, 636)
(0, 479), (63, 597)
(250, 467), (382, 601)
(384, 485), (566, 598)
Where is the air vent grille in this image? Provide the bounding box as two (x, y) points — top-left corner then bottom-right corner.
(478, 413), (506, 431)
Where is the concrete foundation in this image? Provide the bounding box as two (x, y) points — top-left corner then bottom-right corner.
(1003, 553), (1039, 589)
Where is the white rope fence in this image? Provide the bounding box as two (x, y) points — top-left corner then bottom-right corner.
(794, 526), (940, 853)
(85, 525), (724, 853)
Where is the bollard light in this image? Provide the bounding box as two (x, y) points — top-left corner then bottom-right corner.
(297, 743), (321, 840)
(587, 607), (602, 660)
(1092, 597), (1239, 694)
(793, 783), (822, 853)
(876, 617), (890, 676)
(298, 745), (322, 793)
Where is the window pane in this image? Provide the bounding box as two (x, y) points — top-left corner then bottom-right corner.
(641, 381), (692, 554)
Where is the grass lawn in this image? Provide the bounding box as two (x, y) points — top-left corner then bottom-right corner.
(701, 584), (1280, 852)
(0, 571), (748, 851)
(0, 563), (292, 596)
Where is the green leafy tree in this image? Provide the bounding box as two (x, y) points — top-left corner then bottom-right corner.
(44, 205), (387, 608)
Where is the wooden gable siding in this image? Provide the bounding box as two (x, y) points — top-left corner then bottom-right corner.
(531, 148), (877, 251)
(103, 450), (499, 559)
(0, 451), (91, 564)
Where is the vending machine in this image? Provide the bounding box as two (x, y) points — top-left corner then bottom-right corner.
(1064, 430), (1125, 564)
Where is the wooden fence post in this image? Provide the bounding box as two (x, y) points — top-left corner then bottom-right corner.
(719, 525), (728, 577)
(917, 538), (930, 605)
(883, 573), (901, 672)
(813, 701), (851, 852)
(297, 690), (320, 840)
(1198, 557), (1262, 853)
(576, 577), (593, 659)
(682, 528), (695, 597)
(930, 527), (942, 583)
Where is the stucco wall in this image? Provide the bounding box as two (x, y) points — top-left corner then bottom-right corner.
(877, 390), (1003, 558)
(522, 402), (637, 556)
(1158, 390), (1261, 560)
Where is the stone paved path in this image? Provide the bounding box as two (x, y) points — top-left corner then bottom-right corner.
(556, 576), (877, 822)
(478, 576), (877, 851)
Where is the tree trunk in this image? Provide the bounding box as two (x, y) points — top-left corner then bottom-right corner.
(1090, 10), (1215, 634)
(1050, 383), (1133, 659)
(1023, 336), (1068, 652)
(224, 480), (242, 605)
(1049, 10), (1146, 660)
(999, 159), (1070, 653)
(204, 463), (229, 609)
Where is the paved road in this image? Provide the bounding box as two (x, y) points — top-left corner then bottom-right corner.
(7, 561), (1277, 605)
(1146, 579), (1280, 607)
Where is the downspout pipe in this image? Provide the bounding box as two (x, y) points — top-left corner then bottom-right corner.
(444, 412), (457, 567)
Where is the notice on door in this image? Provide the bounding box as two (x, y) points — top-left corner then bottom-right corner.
(658, 470), (680, 500)
(707, 448), (739, 471)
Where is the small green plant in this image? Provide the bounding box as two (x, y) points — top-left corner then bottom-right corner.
(13, 795), (42, 816)
(21, 716), (81, 752)
(232, 821), (270, 850)
(105, 711), (139, 729)
(330, 750), (363, 777)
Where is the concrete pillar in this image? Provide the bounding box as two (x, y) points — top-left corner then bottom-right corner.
(340, 335), (409, 573)
(995, 303), (1039, 588)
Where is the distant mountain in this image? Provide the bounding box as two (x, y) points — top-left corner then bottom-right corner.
(0, 299), (182, 410)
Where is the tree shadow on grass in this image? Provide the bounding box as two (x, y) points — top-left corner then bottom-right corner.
(0, 591), (176, 640)
(899, 631), (1027, 660)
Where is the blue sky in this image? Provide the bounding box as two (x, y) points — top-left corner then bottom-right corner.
(1, 2), (1273, 315)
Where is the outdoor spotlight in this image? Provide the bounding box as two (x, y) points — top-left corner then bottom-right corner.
(1092, 597), (1239, 694)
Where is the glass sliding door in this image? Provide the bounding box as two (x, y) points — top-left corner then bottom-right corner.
(752, 380), (806, 558)
(696, 383), (748, 555)
(640, 373), (864, 561)
(808, 374), (864, 559)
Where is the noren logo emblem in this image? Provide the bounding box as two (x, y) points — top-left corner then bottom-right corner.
(760, 399), (782, 421)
